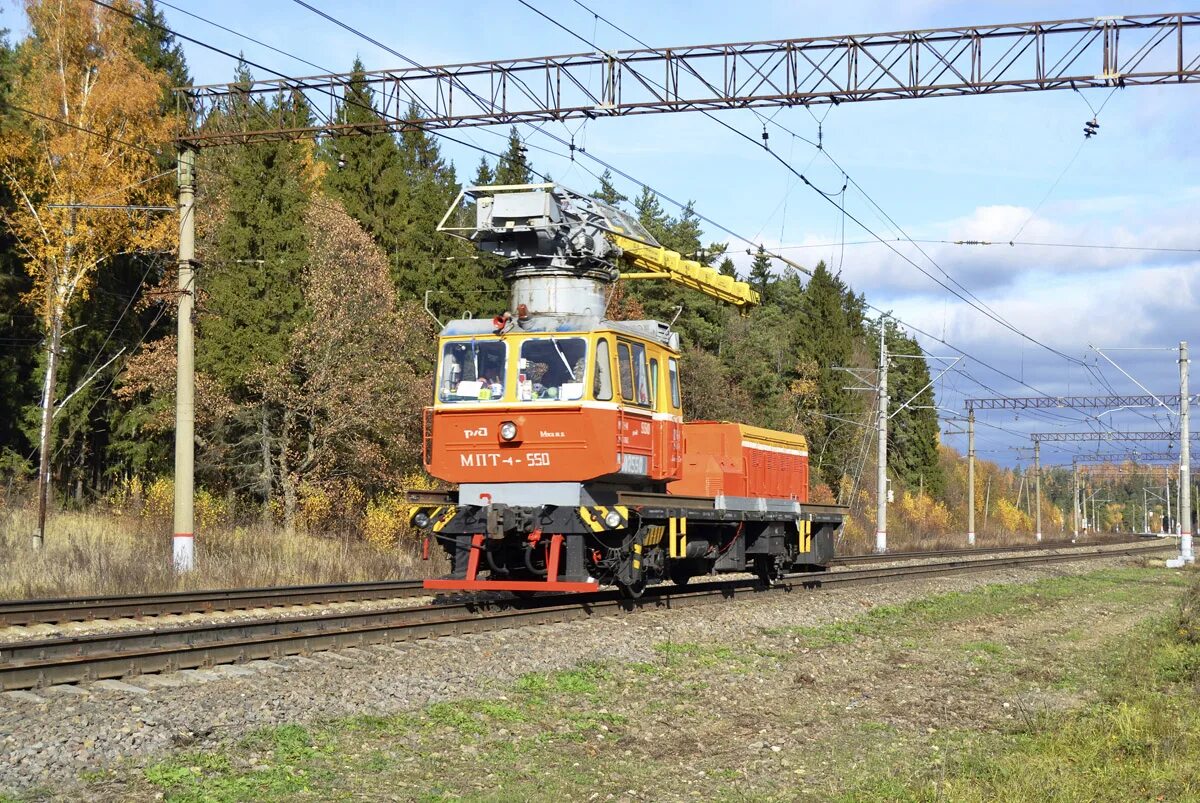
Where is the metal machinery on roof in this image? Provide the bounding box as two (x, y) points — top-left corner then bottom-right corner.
(411, 183), (846, 597)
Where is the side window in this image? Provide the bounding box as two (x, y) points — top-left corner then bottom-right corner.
(594, 339), (613, 401)
(632, 343), (650, 407)
(668, 358), (680, 408)
(617, 342), (634, 401)
(649, 358), (659, 408)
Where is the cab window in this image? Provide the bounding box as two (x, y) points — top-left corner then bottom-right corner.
(594, 339), (613, 401)
(632, 344), (650, 406)
(440, 340), (506, 402)
(518, 337), (587, 401)
(668, 357), (680, 408)
(617, 342), (634, 400)
(618, 340), (651, 407)
(649, 358), (659, 408)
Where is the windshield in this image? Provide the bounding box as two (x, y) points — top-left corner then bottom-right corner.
(517, 337), (588, 402)
(439, 340), (507, 402)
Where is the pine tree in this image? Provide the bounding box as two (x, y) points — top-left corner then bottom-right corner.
(131, 0), (189, 113)
(883, 321), (945, 497)
(318, 58), (406, 272)
(593, 169), (627, 206)
(792, 261), (867, 491)
(391, 105), (505, 319)
(472, 157), (494, 186)
(748, 246), (773, 303)
(629, 187), (728, 349)
(199, 69), (316, 392)
(494, 127), (532, 185)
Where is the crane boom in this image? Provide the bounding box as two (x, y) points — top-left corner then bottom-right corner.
(438, 183), (758, 310)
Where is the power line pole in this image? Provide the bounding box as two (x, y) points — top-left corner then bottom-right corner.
(984, 475), (992, 530)
(967, 406), (976, 546)
(1033, 438), (1042, 542)
(173, 145), (197, 572)
(1073, 458), (1081, 540)
(875, 323), (888, 554)
(1181, 341), (1193, 563)
(1167, 480), (1172, 535)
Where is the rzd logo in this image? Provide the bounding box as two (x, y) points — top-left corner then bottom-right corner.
(463, 427), (489, 439)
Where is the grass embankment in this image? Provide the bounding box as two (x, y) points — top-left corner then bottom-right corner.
(0, 509), (437, 599)
(79, 564), (1195, 802)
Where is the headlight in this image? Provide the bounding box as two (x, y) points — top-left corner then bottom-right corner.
(500, 421), (518, 441)
(413, 512), (431, 528)
(604, 510), (623, 528)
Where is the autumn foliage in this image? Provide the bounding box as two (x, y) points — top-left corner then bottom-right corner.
(0, 0), (173, 325)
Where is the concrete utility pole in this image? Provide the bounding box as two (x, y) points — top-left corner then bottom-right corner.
(1180, 341), (1193, 563)
(173, 145), (197, 572)
(1073, 459), (1081, 540)
(1167, 480), (1172, 535)
(875, 324), (888, 553)
(1033, 438), (1042, 542)
(967, 407), (976, 546)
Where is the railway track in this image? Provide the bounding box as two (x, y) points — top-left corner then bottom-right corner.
(0, 579), (430, 627)
(831, 536), (1152, 566)
(0, 540), (1171, 691)
(0, 537), (1153, 628)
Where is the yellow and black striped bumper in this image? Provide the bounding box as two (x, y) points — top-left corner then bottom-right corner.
(578, 505), (630, 532)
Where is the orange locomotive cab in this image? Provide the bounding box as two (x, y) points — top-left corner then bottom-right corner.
(426, 324), (683, 493)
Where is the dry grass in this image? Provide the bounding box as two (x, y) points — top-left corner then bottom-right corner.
(837, 514), (1095, 555)
(0, 507), (443, 600)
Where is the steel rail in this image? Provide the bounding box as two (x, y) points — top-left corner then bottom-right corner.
(0, 542), (1170, 691)
(0, 579), (429, 627)
(831, 536), (1151, 565)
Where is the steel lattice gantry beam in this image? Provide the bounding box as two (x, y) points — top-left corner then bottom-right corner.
(177, 12), (1200, 144)
(966, 393), (1189, 410)
(1031, 431), (1200, 442)
(1059, 451), (1187, 462)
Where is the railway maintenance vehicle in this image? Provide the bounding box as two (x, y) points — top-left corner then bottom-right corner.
(409, 183), (847, 597)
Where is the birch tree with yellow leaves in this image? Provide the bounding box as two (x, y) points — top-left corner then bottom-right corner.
(0, 0), (173, 545)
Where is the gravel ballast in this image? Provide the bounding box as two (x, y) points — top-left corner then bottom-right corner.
(0, 550), (1171, 795)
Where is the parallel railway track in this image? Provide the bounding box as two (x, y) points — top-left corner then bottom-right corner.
(0, 537), (1153, 628)
(0, 540), (1172, 691)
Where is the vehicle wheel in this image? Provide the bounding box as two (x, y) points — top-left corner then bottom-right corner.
(618, 578), (646, 599)
(512, 590), (538, 601)
(754, 556), (780, 587)
(668, 565), (691, 586)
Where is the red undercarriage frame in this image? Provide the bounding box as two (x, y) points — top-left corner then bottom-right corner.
(424, 533), (601, 593)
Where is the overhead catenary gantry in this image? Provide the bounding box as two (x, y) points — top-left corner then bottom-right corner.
(174, 12), (1200, 144)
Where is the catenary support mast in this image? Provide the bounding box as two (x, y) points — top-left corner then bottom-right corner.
(967, 406), (975, 546)
(1179, 341), (1194, 563)
(173, 145), (197, 572)
(876, 324), (888, 554)
(1034, 438), (1042, 542)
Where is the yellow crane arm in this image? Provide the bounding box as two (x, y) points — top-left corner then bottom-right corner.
(609, 232), (760, 310)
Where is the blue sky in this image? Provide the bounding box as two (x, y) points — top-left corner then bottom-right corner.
(12, 1), (1196, 467)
